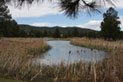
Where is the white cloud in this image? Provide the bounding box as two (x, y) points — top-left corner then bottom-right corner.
(29, 16), (123, 31)
(77, 20), (102, 31)
(8, 0), (123, 18)
(93, 0), (123, 8)
(8, 1), (61, 18)
(119, 16), (123, 30)
(31, 22), (53, 27)
(30, 22), (70, 27)
(115, 0), (123, 8)
(106, 0), (123, 8)
(76, 17), (123, 31)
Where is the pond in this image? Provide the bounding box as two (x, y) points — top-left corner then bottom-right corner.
(34, 41), (107, 65)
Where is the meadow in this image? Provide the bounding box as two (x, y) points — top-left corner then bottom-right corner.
(0, 38), (122, 82)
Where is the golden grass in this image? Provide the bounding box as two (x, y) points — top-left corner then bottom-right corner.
(0, 38), (50, 81)
(71, 37), (123, 82)
(0, 37), (122, 82)
(71, 37), (123, 51)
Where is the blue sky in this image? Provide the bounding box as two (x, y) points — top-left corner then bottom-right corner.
(8, 0), (123, 31)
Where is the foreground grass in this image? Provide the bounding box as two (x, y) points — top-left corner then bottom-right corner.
(0, 38), (122, 82)
(0, 38), (50, 81)
(71, 37), (123, 82)
(0, 77), (23, 82)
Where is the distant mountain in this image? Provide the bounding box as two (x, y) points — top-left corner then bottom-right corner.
(19, 24), (98, 34)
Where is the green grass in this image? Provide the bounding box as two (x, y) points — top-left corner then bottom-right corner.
(0, 77), (23, 82)
(28, 45), (51, 56)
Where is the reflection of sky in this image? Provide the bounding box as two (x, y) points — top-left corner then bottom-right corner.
(35, 41), (107, 65)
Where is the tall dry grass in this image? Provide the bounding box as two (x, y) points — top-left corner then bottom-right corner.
(0, 38), (122, 82)
(71, 37), (123, 82)
(0, 38), (50, 81)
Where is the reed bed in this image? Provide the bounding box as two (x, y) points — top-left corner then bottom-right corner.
(0, 38), (50, 81)
(0, 38), (122, 82)
(71, 37), (123, 51)
(71, 37), (123, 82)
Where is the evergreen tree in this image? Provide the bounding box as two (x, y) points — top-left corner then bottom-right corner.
(43, 30), (48, 37)
(54, 28), (60, 38)
(29, 29), (35, 37)
(0, 2), (20, 37)
(100, 7), (121, 40)
(20, 29), (27, 37)
(35, 30), (42, 37)
(72, 28), (79, 37)
(47, 31), (52, 37)
(9, 20), (20, 37)
(0, 2), (11, 36)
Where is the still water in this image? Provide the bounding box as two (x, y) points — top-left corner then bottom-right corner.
(34, 41), (107, 65)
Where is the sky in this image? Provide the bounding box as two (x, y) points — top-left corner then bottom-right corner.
(8, 0), (123, 31)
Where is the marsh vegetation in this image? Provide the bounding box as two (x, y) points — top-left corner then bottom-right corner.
(0, 38), (50, 81)
(0, 1), (123, 82)
(0, 38), (122, 82)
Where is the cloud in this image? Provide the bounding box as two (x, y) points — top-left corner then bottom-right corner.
(103, 0), (123, 8)
(31, 22), (53, 27)
(77, 16), (123, 31)
(8, 1), (61, 18)
(29, 15), (123, 31)
(30, 22), (70, 28)
(29, 16), (123, 31)
(8, 0), (123, 18)
(77, 20), (102, 31)
(115, 0), (123, 8)
(93, 0), (123, 8)
(119, 16), (123, 30)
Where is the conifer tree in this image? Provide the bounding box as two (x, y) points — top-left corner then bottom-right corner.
(100, 7), (121, 40)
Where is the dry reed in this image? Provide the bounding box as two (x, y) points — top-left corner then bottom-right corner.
(71, 37), (123, 82)
(0, 38), (50, 81)
(0, 37), (122, 82)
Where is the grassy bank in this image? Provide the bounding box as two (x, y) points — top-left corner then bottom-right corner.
(71, 37), (123, 82)
(0, 38), (50, 81)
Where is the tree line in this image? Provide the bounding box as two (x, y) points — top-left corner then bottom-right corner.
(0, 2), (26, 37)
(19, 28), (99, 38)
(0, 2), (123, 40)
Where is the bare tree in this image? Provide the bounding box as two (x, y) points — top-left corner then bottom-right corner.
(1, 0), (116, 18)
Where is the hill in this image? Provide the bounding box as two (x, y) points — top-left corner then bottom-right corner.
(19, 24), (98, 33)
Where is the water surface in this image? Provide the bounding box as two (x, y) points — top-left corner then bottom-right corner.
(35, 41), (107, 65)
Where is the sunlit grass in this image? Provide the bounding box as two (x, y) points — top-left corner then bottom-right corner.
(0, 38), (122, 82)
(0, 38), (50, 81)
(71, 37), (123, 82)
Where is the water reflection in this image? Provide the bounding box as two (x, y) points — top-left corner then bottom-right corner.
(34, 41), (107, 65)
